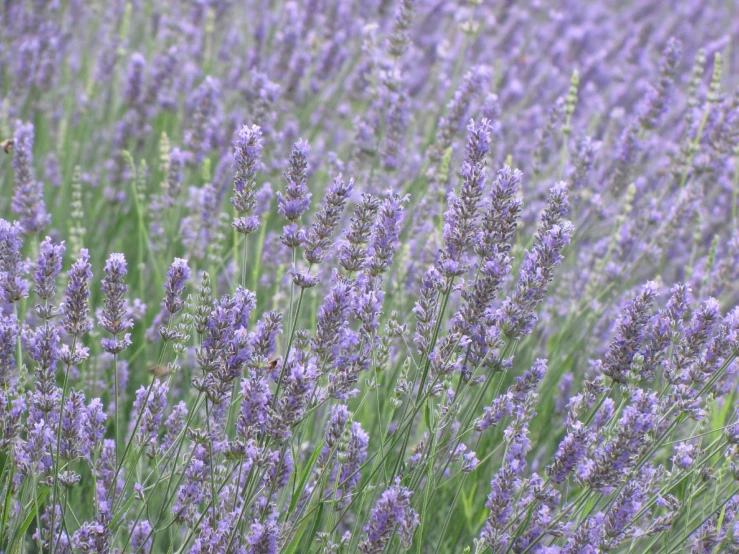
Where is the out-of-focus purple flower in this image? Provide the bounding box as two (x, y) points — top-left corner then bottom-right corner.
(184, 76), (220, 163)
(269, 359), (317, 440)
(237, 375), (271, 441)
(0, 389), (25, 450)
(34, 503), (71, 553)
(359, 477), (419, 553)
(124, 53), (146, 108)
(0, 219), (29, 303)
(429, 67), (489, 168)
(245, 518), (279, 554)
(335, 421), (368, 505)
(386, 0), (416, 57)
(85, 398), (107, 454)
(0, 314), (19, 387)
(130, 520), (153, 554)
(319, 404), (350, 468)
(161, 401), (187, 454)
(163, 258), (190, 315)
(133, 380), (168, 453)
(497, 183), (573, 339)
(638, 38), (682, 130)
(165, 148), (186, 205)
(11, 120), (51, 234)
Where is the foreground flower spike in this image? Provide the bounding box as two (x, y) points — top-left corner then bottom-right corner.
(62, 248), (93, 337)
(366, 193), (408, 278)
(359, 478), (419, 553)
(11, 120), (51, 234)
(0, 315), (19, 387)
(439, 119), (492, 275)
(33, 236), (65, 302)
(0, 219), (29, 304)
(163, 258), (190, 315)
(339, 193), (381, 273)
(302, 174), (354, 265)
(601, 281), (658, 383)
(231, 124), (263, 236)
(278, 139), (311, 223)
(99, 253), (133, 354)
(497, 182), (573, 339)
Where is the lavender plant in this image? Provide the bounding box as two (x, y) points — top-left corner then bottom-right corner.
(1, 2), (739, 554)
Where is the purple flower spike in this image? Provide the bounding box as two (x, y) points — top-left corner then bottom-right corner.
(12, 120), (51, 234)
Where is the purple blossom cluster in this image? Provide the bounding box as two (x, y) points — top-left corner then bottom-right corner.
(1, 2), (739, 554)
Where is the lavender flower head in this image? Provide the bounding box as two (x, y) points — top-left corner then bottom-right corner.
(302, 175), (354, 265)
(163, 258), (190, 315)
(62, 248), (93, 337)
(0, 219), (29, 303)
(99, 253), (133, 353)
(231, 124), (263, 235)
(439, 119), (492, 274)
(12, 120), (51, 234)
(359, 478), (419, 553)
(278, 139), (312, 222)
(34, 237), (65, 302)
(0, 315), (19, 387)
(366, 193), (408, 278)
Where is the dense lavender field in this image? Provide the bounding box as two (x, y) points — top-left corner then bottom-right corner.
(2, 1), (739, 553)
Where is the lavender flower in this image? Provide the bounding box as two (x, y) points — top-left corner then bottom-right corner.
(601, 281), (659, 383)
(302, 175), (354, 265)
(12, 120), (51, 233)
(366, 193), (408, 278)
(277, 139), (311, 222)
(62, 248), (93, 337)
(359, 478), (419, 553)
(99, 253), (133, 353)
(163, 258), (190, 315)
(338, 194), (381, 273)
(232, 124), (263, 235)
(130, 520), (153, 554)
(439, 119), (492, 274)
(496, 183), (573, 339)
(335, 421), (368, 505)
(0, 315), (19, 387)
(0, 219), (29, 303)
(245, 518), (279, 554)
(133, 380), (168, 453)
(33, 236), (65, 302)
(578, 389), (659, 491)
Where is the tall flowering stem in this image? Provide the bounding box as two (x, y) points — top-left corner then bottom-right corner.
(231, 124), (263, 288)
(49, 248), (92, 552)
(99, 253), (133, 457)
